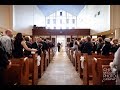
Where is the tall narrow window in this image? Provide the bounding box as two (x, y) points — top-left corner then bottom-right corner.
(46, 10), (77, 29)
(72, 19), (75, 24)
(53, 19), (56, 24)
(47, 19), (50, 24)
(60, 19), (62, 24)
(66, 19), (69, 24)
(60, 12), (62, 16)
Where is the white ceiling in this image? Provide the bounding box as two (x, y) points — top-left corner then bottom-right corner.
(37, 5), (85, 16)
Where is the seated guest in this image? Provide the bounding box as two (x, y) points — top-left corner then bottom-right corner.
(0, 41), (11, 85)
(82, 36), (93, 55)
(111, 39), (120, 54)
(24, 36), (32, 57)
(13, 33), (37, 58)
(101, 38), (111, 55)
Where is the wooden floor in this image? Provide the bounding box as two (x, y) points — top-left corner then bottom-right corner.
(37, 47), (83, 85)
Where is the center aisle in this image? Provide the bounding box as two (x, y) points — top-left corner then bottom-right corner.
(38, 47), (83, 85)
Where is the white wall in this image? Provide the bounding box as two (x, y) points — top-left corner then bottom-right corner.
(0, 5), (13, 32)
(33, 6), (45, 27)
(14, 5), (45, 35)
(77, 5), (110, 35)
(77, 6), (90, 29)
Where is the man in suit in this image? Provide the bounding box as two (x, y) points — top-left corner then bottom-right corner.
(0, 41), (11, 85)
(0, 30), (13, 59)
(32, 37), (42, 55)
(82, 36), (93, 55)
(57, 42), (61, 52)
(42, 39), (49, 52)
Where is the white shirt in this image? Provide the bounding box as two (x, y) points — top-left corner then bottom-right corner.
(0, 35), (12, 54)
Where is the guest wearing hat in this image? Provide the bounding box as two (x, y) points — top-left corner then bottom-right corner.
(101, 38), (111, 55)
(111, 39), (120, 54)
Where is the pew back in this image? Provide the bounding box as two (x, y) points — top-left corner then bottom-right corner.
(5, 57), (29, 85)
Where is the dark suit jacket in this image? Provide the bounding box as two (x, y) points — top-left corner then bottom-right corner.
(24, 41), (32, 57)
(102, 43), (111, 55)
(32, 42), (41, 55)
(0, 41), (9, 69)
(82, 42), (93, 55)
(41, 41), (49, 52)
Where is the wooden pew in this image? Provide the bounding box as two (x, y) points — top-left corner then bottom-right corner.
(82, 54), (93, 85)
(43, 51), (47, 71)
(38, 51), (44, 78)
(66, 47), (71, 59)
(70, 50), (74, 65)
(75, 51), (82, 71)
(48, 48), (51, 63)
(74, 51), (77, 71)
(92, 53), (114, 59)
(50, 48), (54, 61)
(80, 53), (114, 85)
(5, 57), (29, 85)
(75, 51), (83, 78)
(51, 47), (56, 57)
(92, 58), (116, 85)
(78, 53), (114, 78)
(46, 50), (49, 67)
(29, 52), (38, 85)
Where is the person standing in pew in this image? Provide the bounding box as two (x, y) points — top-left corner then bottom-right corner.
(111, 39), (120, 54)
(79, 38), (86, 52)
(12, 33), (37, 58)
(32, 37), (42, 55)
(0, 41), (11, 85)
(24, 36), (32, 57)
(101, 38), (111, 55)
(69, 39), (74, 48)
(0, 30), (13, 59)
(41, 38), (49, 52)
(82, 36), (93, 55)
(110, 47), (120, 85)
(96, 37), (104, 55)
(91, 38), (97, 53)
(71, 41), (79, 51)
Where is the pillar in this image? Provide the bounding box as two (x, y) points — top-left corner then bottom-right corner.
(115, 28), (120, 43)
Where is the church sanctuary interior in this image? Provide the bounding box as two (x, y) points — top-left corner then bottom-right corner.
(0, 5), (120, 85)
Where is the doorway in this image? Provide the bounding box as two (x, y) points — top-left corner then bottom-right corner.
(57, 36), (66, 52)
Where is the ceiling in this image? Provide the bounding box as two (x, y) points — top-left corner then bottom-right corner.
(37, 5), (85, 16)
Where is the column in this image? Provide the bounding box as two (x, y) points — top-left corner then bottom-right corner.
(115, 28), (120, 43)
